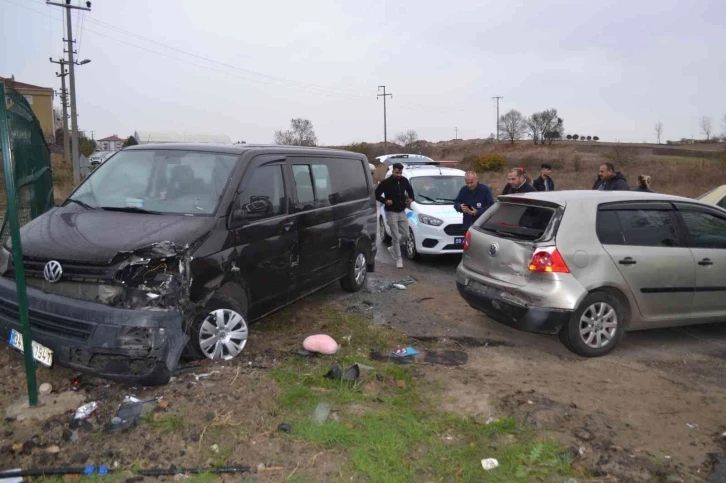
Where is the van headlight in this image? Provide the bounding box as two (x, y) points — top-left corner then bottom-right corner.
(418, 214), (443, 226)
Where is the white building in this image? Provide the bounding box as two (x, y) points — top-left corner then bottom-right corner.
(97, 135), (125, 151)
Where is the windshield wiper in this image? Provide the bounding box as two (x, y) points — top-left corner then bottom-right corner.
(417, 195), (436, 202)
(435, 198), (456, 203)
(100, 206), (164, 215)
(66, 198), (97, 210)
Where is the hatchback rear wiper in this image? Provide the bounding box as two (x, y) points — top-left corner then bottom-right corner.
(100, 206), (163, 215)
(66, 198), (97, 210)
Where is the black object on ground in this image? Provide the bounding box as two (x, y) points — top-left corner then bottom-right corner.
(278, 422), (292, 433)
(369, 351), (415, 364)
(423, 351), (468, 366)
(0, 466), (250, 479)
(325, 364), (360, 381)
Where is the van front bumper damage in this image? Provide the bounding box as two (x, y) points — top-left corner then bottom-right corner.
(0, 276), (188, 386)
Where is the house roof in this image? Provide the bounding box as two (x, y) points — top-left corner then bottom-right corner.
(0, 76), (53, 92)
(98, 135), (125, 142)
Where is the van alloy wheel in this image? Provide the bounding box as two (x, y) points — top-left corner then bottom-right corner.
(354, 252), (367, 285)
(198, 308), (248, 360)
(579, 302), (618, 349)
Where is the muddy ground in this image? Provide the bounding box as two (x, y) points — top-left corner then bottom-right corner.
(0, 241), (725, 482)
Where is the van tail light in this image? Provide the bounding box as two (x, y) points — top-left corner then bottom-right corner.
(463, 231), (471, 251)
(528, 247), (569, 273)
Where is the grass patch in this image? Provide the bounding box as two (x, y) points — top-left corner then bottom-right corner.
(142, 413), (185, 434)
(267, 311), (575, 482)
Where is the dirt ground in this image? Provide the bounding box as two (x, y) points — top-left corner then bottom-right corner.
(0, 241), (725, 482)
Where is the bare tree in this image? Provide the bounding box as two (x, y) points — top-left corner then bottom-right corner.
(526, 109), (563, 145)
(394, 130), (419, 149)
(721, 114), (726, 141)
(498, 109), (526, 145)
(274, 118), (318, 146)
(700, 116), (713, 141)
(654, 122), (663, 144)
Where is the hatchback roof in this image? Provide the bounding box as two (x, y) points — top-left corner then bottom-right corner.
(123, 143), (364, 156)
(500, 190), (697, 205)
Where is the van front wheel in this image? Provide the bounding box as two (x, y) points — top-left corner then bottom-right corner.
(186, 293), (249, 361)
(341, 247), (368, 293)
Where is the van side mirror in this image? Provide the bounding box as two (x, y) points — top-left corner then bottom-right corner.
(231, 197), (272, 226)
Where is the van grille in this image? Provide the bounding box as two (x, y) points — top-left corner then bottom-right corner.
(0, 296), (93, 341)
(9, 258), (114, 284)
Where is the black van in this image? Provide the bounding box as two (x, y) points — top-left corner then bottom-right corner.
(0, 144), (377, 385)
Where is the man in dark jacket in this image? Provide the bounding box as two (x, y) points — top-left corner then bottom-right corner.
(533, 164), (555, 192)
(454, 171), (495, 230)
(502, 168), (536, 195)
(592, 163), (629, 191)
(375, 163), (415, 268)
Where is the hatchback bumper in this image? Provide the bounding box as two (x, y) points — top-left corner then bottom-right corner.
(0, 277), (188, 385)
(456, 281), (571, 334)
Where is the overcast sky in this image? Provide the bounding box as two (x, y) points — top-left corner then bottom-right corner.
(2, 0), (724, 145)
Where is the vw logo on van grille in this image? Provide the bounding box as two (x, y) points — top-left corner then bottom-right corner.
(488, 243), (499, 257)
(43, 261), (63, 283)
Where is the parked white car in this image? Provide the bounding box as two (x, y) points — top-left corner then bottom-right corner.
(89, 151), (113, 166)
(379, 163), (467, 259)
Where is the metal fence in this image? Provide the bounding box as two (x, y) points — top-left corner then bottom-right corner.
(0, 85), (55, 244)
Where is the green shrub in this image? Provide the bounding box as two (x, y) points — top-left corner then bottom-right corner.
(470, 153), (506, 172)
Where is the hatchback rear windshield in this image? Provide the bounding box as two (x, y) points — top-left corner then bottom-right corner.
(69, 150), (238, 215)
(477, 202), (555, 240)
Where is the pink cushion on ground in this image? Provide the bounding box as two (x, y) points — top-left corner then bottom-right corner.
(303, 334), (339, 355)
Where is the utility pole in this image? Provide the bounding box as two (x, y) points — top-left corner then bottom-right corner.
(492, 96), (503, 142)
(377, 86), (392, 154)
(50, 58), (70, 165)
(455, 127), (459, 140)
(47, 0), (91, 186)
(90, 130), (95, 141)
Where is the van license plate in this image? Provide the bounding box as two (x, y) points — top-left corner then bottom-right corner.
(8, 329), (53, 367)
(454, 237), (464, 246)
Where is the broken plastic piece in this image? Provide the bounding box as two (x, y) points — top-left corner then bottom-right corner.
(325, 364), (360, 382)
(392, 284), (406, 290)
(312, 402), (331, 425)
(74, 401), (99, 420)
(392, 346), (419, 358)
(302, 334), (339, 355)
(481, 458), (499, 471)
(39, 383), (52, 395)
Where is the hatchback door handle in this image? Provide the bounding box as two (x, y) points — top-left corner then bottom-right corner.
(618, 257), (637, 265)
(698, 258), (714, 266)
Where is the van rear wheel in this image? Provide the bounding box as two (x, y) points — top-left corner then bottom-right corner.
(341, 246), (368, 293)
(559, 292), (624, 357)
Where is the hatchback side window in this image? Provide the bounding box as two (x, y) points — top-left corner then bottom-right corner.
(236, 165), (286, 221)
(616, 210), (680, 247)
(680, 211), (726, 249)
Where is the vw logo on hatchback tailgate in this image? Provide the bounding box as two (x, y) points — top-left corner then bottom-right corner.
(43, 261), (63, 283)
(488, 243), (499, 257)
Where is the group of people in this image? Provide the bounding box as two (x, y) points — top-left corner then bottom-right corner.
(374, 160), (654, 269)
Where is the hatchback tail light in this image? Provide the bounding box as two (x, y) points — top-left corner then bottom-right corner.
(528, 247), (569, 273)
(463, 231), (471, 251)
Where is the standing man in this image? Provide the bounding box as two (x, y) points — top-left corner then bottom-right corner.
(502, 168), (536, 195)
(375, 163), (415, 269)
(592, 163), (629, 191)
(533, 163), (555, 191)
(454, 171), (494, 230)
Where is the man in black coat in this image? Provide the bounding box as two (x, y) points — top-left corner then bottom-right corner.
(533, 163), (555, 192)
(454, 171), (495, 230)
(592, 163), (629, 191)
(374, 163), (415, 268)
(502, 168), (536, 195)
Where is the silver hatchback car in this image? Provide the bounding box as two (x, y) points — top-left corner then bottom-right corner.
(456, 190), (726, 357)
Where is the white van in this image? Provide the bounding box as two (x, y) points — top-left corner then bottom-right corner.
(379, 161), (467, 260)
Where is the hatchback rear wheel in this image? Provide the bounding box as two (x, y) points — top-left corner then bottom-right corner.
(559, 292), (624, 357)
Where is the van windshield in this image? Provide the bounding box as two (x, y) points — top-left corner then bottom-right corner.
(410, 176), (464, 204)
(68, 150), (238, 215)
(477, 202), (555, 240)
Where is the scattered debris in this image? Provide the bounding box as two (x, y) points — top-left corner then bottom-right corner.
(369, 351), (414, 364)
(423, 350), (468, 366)
(193, 371), (220, 381)
(325, 364), (360, 382)
(312, 402), (331, 425)
(485, 417), (498, 425)
(392, 346), (419, 358)
(302, 334), (339, 355)
(481, 458), (499, 471)
(330, 412), (341, 423)
(109, 397), (161, 433)
(39, 383), (53, 395)
(210, 444), (219, 454)
(417, 297), (434, 302)
(572, 427), (594, 442)
(277, 423), (292, 433)
(393, 284), (407, 290)
(394, 278), (417, 286)
(686, 423), (698, 429)
(355, 363), (375, 371)
(46, 445), (61, 454)
(73, 402), (99, 421)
